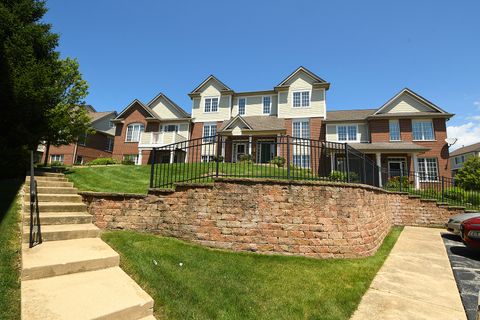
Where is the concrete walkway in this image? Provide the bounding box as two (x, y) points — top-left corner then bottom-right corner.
(351, 226), (466, 320)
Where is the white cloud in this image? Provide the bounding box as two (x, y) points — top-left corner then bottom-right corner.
(474, 101), (480, 110)
(447, 121), (480, 150)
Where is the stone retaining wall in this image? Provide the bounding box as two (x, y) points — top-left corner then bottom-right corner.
(80, 178), (464, 259)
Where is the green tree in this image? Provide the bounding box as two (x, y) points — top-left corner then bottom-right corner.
(43, 58), (91, 165)
(455, 157), (480, 190)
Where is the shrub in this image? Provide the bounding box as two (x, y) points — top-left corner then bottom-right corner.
(328, 170), (359, 182)
(212, 155), (224, 162)
(444, 187), (480, 206)
(239, 154), (253, 162)
(87, 157), (118, 166)
(269, 156), (286, 168)
(385, 176), (410, 190)
(122, 159), (135, 165)
(455, 157), (480, 191)
(50, 161), (64, 167)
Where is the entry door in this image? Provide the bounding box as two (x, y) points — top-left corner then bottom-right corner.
(259, 142), (275, 163)
(234, 143), (247, 162)
(388, 161), (405, 177)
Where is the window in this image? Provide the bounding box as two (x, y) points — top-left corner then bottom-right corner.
(78, 133), (87, 146)
(50, 154), (64, 164)
(204, 97), (219, 113)
(292, 120), (310, 139)
(203, 123), (217, 143)
(75, 155), (83, 165)
(105, 136), (114, 152)
(163, 124), (178, 132)
(263, 96), (271, 114)
(201, 155), (215, 162)
(455, 155), (465, 165)
(123, 154), (139, 164)
(238, 98), (246, 115)
(337, 125), (357, 141)
(293, 155), (311, 168)
(125, 123), (145, 142)
(293, 91), (310, 107)
(389, 120), (401, 141)
(417, 158), (438, 181)
(412, 120), (434, 140)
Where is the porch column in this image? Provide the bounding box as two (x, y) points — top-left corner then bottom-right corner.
(330, 151), (335, 171)
(412, 153), (420, 189)
(276, 134), (281, 157)
(169, 149), (175, 164)
(221, 136), (226, 161)
(137, 149), (143, 165)
(376, 152), (382, 187)
(248, 135), (252, 155)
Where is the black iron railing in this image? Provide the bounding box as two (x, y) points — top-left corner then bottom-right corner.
(382, 170), (480, 211)
(150, 135), (381, 189)
(29, 151), (42, 248)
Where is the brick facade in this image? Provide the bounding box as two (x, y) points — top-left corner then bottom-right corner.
(80, 179), (463, 259)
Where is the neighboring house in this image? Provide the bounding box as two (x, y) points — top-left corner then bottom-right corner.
(41, 105), (117, 165)
(186, 66), (452, 186)
(450, 142), (480, 176)
(111, 93), (191, 165)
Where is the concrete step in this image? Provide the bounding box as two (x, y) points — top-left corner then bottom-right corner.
(33, 186), (78, 194)
(22, 238), (119, 280)
(22, 267), (154, 320)
(24, 202), (87, 212)
(34, 180), (73, 188)
(139, 316), (157, 320)
(28, 172), (65, 177)
(22, 212), (92, 226)
(25, 193), (83, 203)
(23, 224), (100, 242)
(26, 176), (68, 182)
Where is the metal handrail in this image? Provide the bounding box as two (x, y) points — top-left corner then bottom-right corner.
(29, 151), (42, 248)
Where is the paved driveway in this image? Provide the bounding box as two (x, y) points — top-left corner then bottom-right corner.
(443, 233), (480, 320)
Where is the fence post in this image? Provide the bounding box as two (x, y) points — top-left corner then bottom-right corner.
(287, 136), (291, 179)
(216, 136), (220, 178)
(441, 176), (445, 203)
(362, 153), (366, 184)
(344, 143), (350, 183)
(149, 148), (156, 188)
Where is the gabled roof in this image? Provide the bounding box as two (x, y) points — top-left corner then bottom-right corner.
(189, 75), (233, 96)
(276, 66), (328, 87)
(219, 115), (253, 131)
(219, 116), (285, 132)
(450, 142), (480, 157)
(373, 88), (449, 115)
(89, 111), (117, 124)
(145, 92), (190, 118)
(114, 99), (160, 120)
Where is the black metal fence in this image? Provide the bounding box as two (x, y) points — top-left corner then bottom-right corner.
(382, 170), (480, 211)
(29, 151), (42, 248)
(150, 135), (381, 189)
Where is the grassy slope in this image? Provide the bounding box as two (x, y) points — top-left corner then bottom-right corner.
(103, 227), (402, 320)
(0, 179), (22, 320)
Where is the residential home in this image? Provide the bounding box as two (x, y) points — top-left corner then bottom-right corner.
(42, 105), (117, 165)
(450, 142), (480, 176)
(111, 93), (191, 164)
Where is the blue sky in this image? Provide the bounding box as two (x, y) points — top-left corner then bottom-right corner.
(44, 0), (480, 149)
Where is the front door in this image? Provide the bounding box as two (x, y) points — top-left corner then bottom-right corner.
(258, 142), (275, 163)
(234, 143), (247, 162)
(388, 159), (406, 177)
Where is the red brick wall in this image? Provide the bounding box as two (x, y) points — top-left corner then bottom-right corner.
(43, 144), (75, 165)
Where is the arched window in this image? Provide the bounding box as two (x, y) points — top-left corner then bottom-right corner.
(125, 123), (145, 142)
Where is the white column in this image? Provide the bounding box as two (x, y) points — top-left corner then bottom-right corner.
(221, 136), (226, 161)
(330, 151), (335, 171)
(413, 153), (420, 189)
(376, 152), (382, 187)
(137, 149), (143, 165)
(248, 135), (252, 155)
(169, 149), (175, 164)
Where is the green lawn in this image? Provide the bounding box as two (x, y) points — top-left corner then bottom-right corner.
(65, 163), (315, 194)
(102, 227), (402, 320)
(0, 179), (23, 320)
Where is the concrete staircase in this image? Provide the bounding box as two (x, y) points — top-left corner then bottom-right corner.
(21, 172), (156, 320)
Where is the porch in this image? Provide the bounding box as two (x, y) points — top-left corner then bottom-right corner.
(137, 131), (189, 164)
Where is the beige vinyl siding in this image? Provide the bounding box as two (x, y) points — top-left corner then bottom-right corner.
(161, 122), (190, 139)
(450, 151), (477, 170)
(325, 123), (369, 142)
(232, 95), (278, 116)
(91, 114), (116, 134)
(150, 96), (186, 119)
(277, 72), (326, 119)
(191, 80), (231, 122)
(380, 93), (432, 114)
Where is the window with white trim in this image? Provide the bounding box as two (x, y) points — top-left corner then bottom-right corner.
(201, 155), (215, 162)
(263, 96), (271, 114)
(50, 154), (64, 164)
(204, 97), (219, 113)
(337, 125), (357, 141)
(123, 154), (139, 164)
(163, 124), (178, 132)
(389, 120), (401, 141)
(293, 91), (310, 107)
(238, 98), (246, 115)
(417, 158), (438, 181)
(292, 120), (310, 139)
(412, 120), (434, 140)
(125, 123), (145, 142)
(105, 136), (114, 152)
(203, 123), (217, 143)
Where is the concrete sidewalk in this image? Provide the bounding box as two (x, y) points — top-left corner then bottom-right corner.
(351, 226), (466, 320)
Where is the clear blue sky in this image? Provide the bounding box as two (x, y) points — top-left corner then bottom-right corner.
(44, 0), (480, 149)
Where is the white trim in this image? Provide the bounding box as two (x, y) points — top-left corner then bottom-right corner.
(411, 119), (435, 141)
(322, 88), (327, 119)
(374, 88), (447, 115)
(125, 123), (145, 142)
(203, 96), (220, 113)
(262, 95), (272, 115)
(336, 124), (360, 142)
(291, 89), (312, 108)
(237, 97), (247, 116)
(389, 119), (401, 141)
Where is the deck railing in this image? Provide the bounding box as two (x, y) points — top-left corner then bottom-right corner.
(29, 151), (42, 248)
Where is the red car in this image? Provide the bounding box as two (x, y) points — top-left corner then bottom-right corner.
(461, 217), (480, 249)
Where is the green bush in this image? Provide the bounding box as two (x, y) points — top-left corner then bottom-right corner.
(455, 157), (480, 191)
(328, 170), (359, 182)
(121, 159), (135, 165)
(269, 156), (286, 168)
(50, 161), (64, 167)
(444, 187), (480, 206)
(212, 155), (224, 162)
(385, 176), (410, 190)
(239, 154), (253, 162)
(87, 157), (118, 166)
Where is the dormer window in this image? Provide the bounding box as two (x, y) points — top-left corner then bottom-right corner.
(292, 91), (310, 108)
(204, 97), (219, 113)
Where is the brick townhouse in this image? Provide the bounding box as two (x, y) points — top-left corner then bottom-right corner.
(109, 66), (453, 184)
(41, 105), (117, 165)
